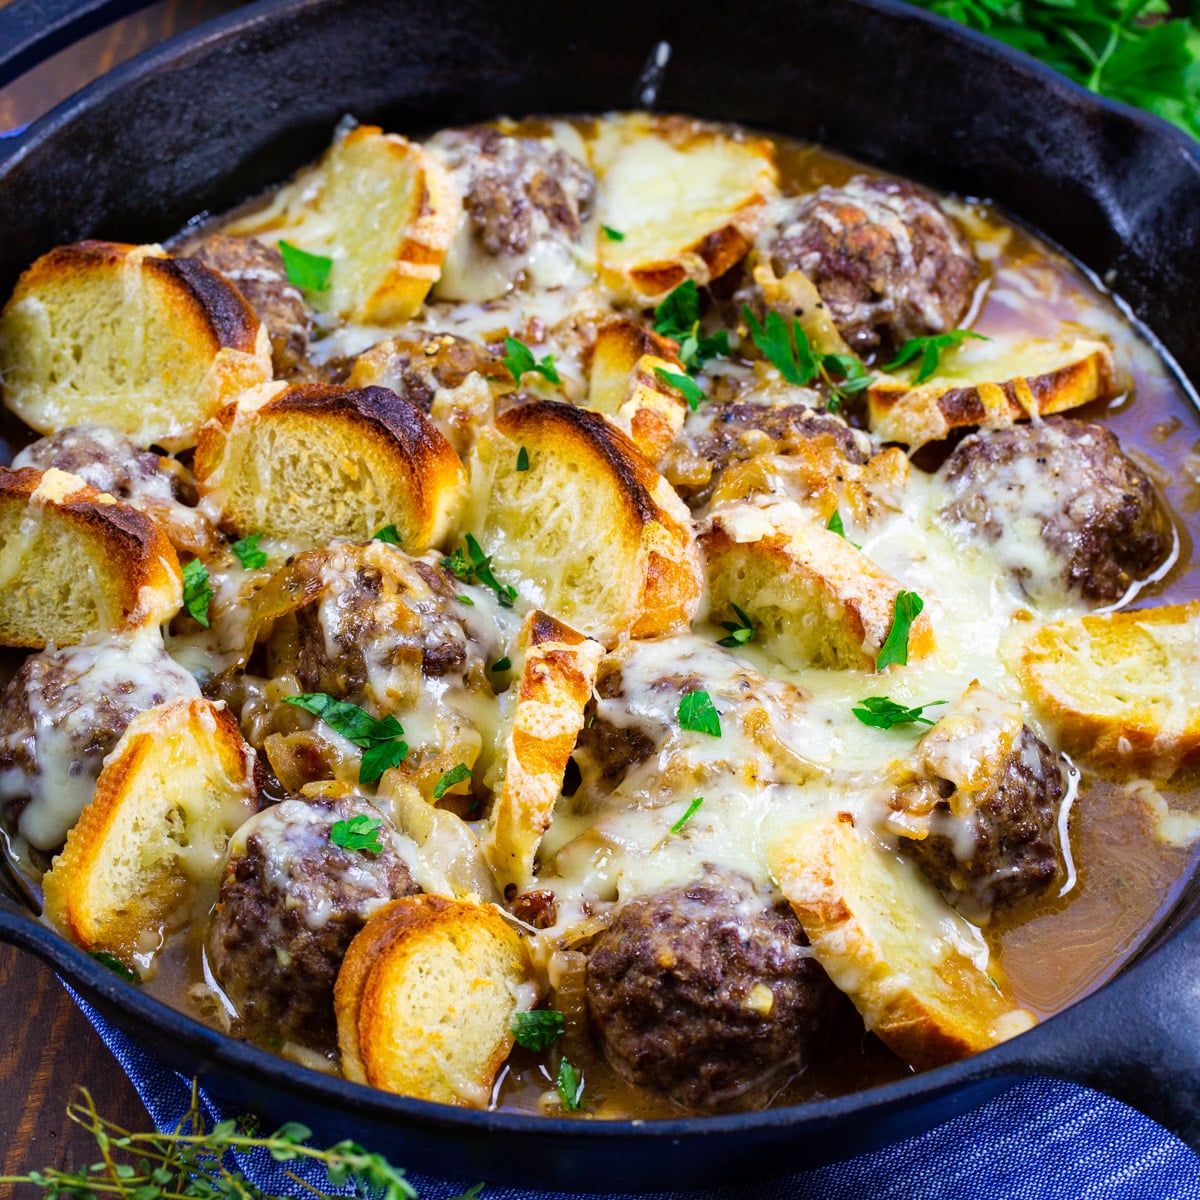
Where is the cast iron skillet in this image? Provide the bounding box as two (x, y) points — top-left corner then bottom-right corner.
(0, 0), (1198, 1189)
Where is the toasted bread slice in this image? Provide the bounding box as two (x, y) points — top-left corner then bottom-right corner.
(587, 319), (688, 463)
(42, 698), (259, 966)
(701, 501), (934, 671)
(194, 382), (465, 551)
(0, 241), (271, 451)
(867, 336), (1117, 449)
(484, 611), (603, 894)
(467, 399), (702, 645)
(591, 113), (778, 301)
(1019, 601), (1200, 779)
(0, 466), (182, 647)
(335, 894), (533, 1105)
(770, 815), (1036, 1069)
(225, 125), (459, 323)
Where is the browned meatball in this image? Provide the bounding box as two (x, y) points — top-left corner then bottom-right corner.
(938, 417), (1172, 604)
(899, 727), (1065, 917)
(208, 793), (419, 1049)
(768, 176), (978, 354)
(585, 873), (834, 1112)
(190, 234), (309, 373)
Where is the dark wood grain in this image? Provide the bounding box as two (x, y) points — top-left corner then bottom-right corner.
(0, 1), (248, 1183)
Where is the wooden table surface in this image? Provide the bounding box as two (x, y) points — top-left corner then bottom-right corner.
(0, 2), (245, 1186)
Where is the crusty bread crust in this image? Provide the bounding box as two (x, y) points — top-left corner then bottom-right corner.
(0, 241), (271, 451)
(194, 381), (465, 551)
(485, 611), (603, 894)
(770, 815), (1036, 1070)
(335, 894), (533, 1105)
(470, 399), (702, 645)
(1019, 601), (1200, 780)
(0, 466), (182, 647)
(42, 698), (259, 965)
(701, 501), (934, 671)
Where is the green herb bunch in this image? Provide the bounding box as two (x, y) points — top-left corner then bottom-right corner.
(907, 0), (1200, 139)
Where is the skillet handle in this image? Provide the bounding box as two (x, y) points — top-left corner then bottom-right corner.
(0, 0), (160, 91)
(989, 916), (1200, 1152)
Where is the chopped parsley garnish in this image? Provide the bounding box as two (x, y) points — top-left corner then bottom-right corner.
(455, 594), (475, 605)
(440, 533), (518, 607)
(516, 446), (530, 471)
(329, 813), (385, 854)
(821, 351), (878, 409)
(433, 762), (472, 800)
(230, 533), (268, 570)
(182, 558), (213, 627)
(556, 1057), (584, 1111)
(825, 509), (862, 549)
(512, 1009), (566, 1051)
(883, 330), (988, 384)
(600, 225), (626, 241)
(372, 524), (401, 545)
(717, 602), (755, 648)
(875, 590), (926, 671)
(852, 696), (948, 730)
(282, 693), (408, 784)
(653, 280), (729, 372)
(490, 656), (512, 673)
(278, 240), (332, 292)
(654, 367), (707, 411)
(503, 337), (561, 386)
(670, 796), (704, 834)
(89, 951), (140, 983)
(677, 689), (721, 737)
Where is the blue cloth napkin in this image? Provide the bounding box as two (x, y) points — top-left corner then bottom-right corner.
(68, 988), (1200, 1200)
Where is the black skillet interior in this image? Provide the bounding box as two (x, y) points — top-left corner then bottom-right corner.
(0, 0), (1199, 1190)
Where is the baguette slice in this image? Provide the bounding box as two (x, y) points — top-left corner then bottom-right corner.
(225, 125), (459, 323)
(468, 399), (702, 645)
(701, 501), (933, 671)
(0, 466), (182, 647)
(1019, 601), (1200, 780)
(334, 894), (534, 1106)
(194, 382), (465, 551)
(0, 241), (271, 450)
(867, 336), (1117, 449)
(42, 698), (259, 966)
(484, 611), (603, 894)
(770, 815), (1036, 1070)
(591, 113), (778, 302)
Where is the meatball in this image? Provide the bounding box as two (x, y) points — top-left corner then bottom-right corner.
(767, 176), (978, 354)
(938, 417), (1172, 604)
(0, 634), (201, 852)
(189, 234), (310, 374)
(899, 726), (1065, 917)
(585, 873), (833, 1112)
(208, 793), (419, 1048)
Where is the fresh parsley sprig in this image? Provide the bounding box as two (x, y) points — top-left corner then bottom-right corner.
(230, 533), (268, 570)
(826, 509), (863, 549)
(654, 366), (707, 411)
(282, 693), (408, 783)
(512, 1009), (566, 1051)
(654, 280), (730, 372)
(503, 337), (561, 385)
(373, 524), (402, 545)
(852, 696), (948, 729)
(670, 796), (705, 833)
(440, 533), (518, 608)
(433, 762), (472, 800)
(677, 690), (722, 737)
(556, 1057), (585, 1112)
(883, 329), (988, 384)
(279, 240), (332, 292)
(181, 558), (213, 627)
(876, 590), (926, 671)
(329, 813), (385, 853)
(717, 602), (756, 647)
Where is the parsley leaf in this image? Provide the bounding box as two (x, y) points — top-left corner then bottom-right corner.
(516, 446), (530, 471)
(556, 1057), (584, 1111)
(742, 305), (818, 386)
(182, 558), (213, 627)
(876, 590), (926, 671)
(852, 696), (948, 729)
(821, 351), (877, 408)
(883, 330), (988, 384)
(230, 533), (268, 570)
(670, 796), (704, 834)
(373, 524), (401, 545)
(490, 656), (512, 672)
(826, 509), (862, 549)
(601, 225), (626, 241)
(511, 1009), (565, 1051)
(654, 367), (707, 411)
(278, 240), (332, 292)
(440, 533), (518, 608)
(433, 762), (472, 800)
(89, 951), (140, 983)
(717, 602), (756, 648)
(329, 813), (385, 854)
(654, 280), (729, 371)
(677, 689), (721, 737)
(282, 693), (408, 784)
(503, 337), (561, 385)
